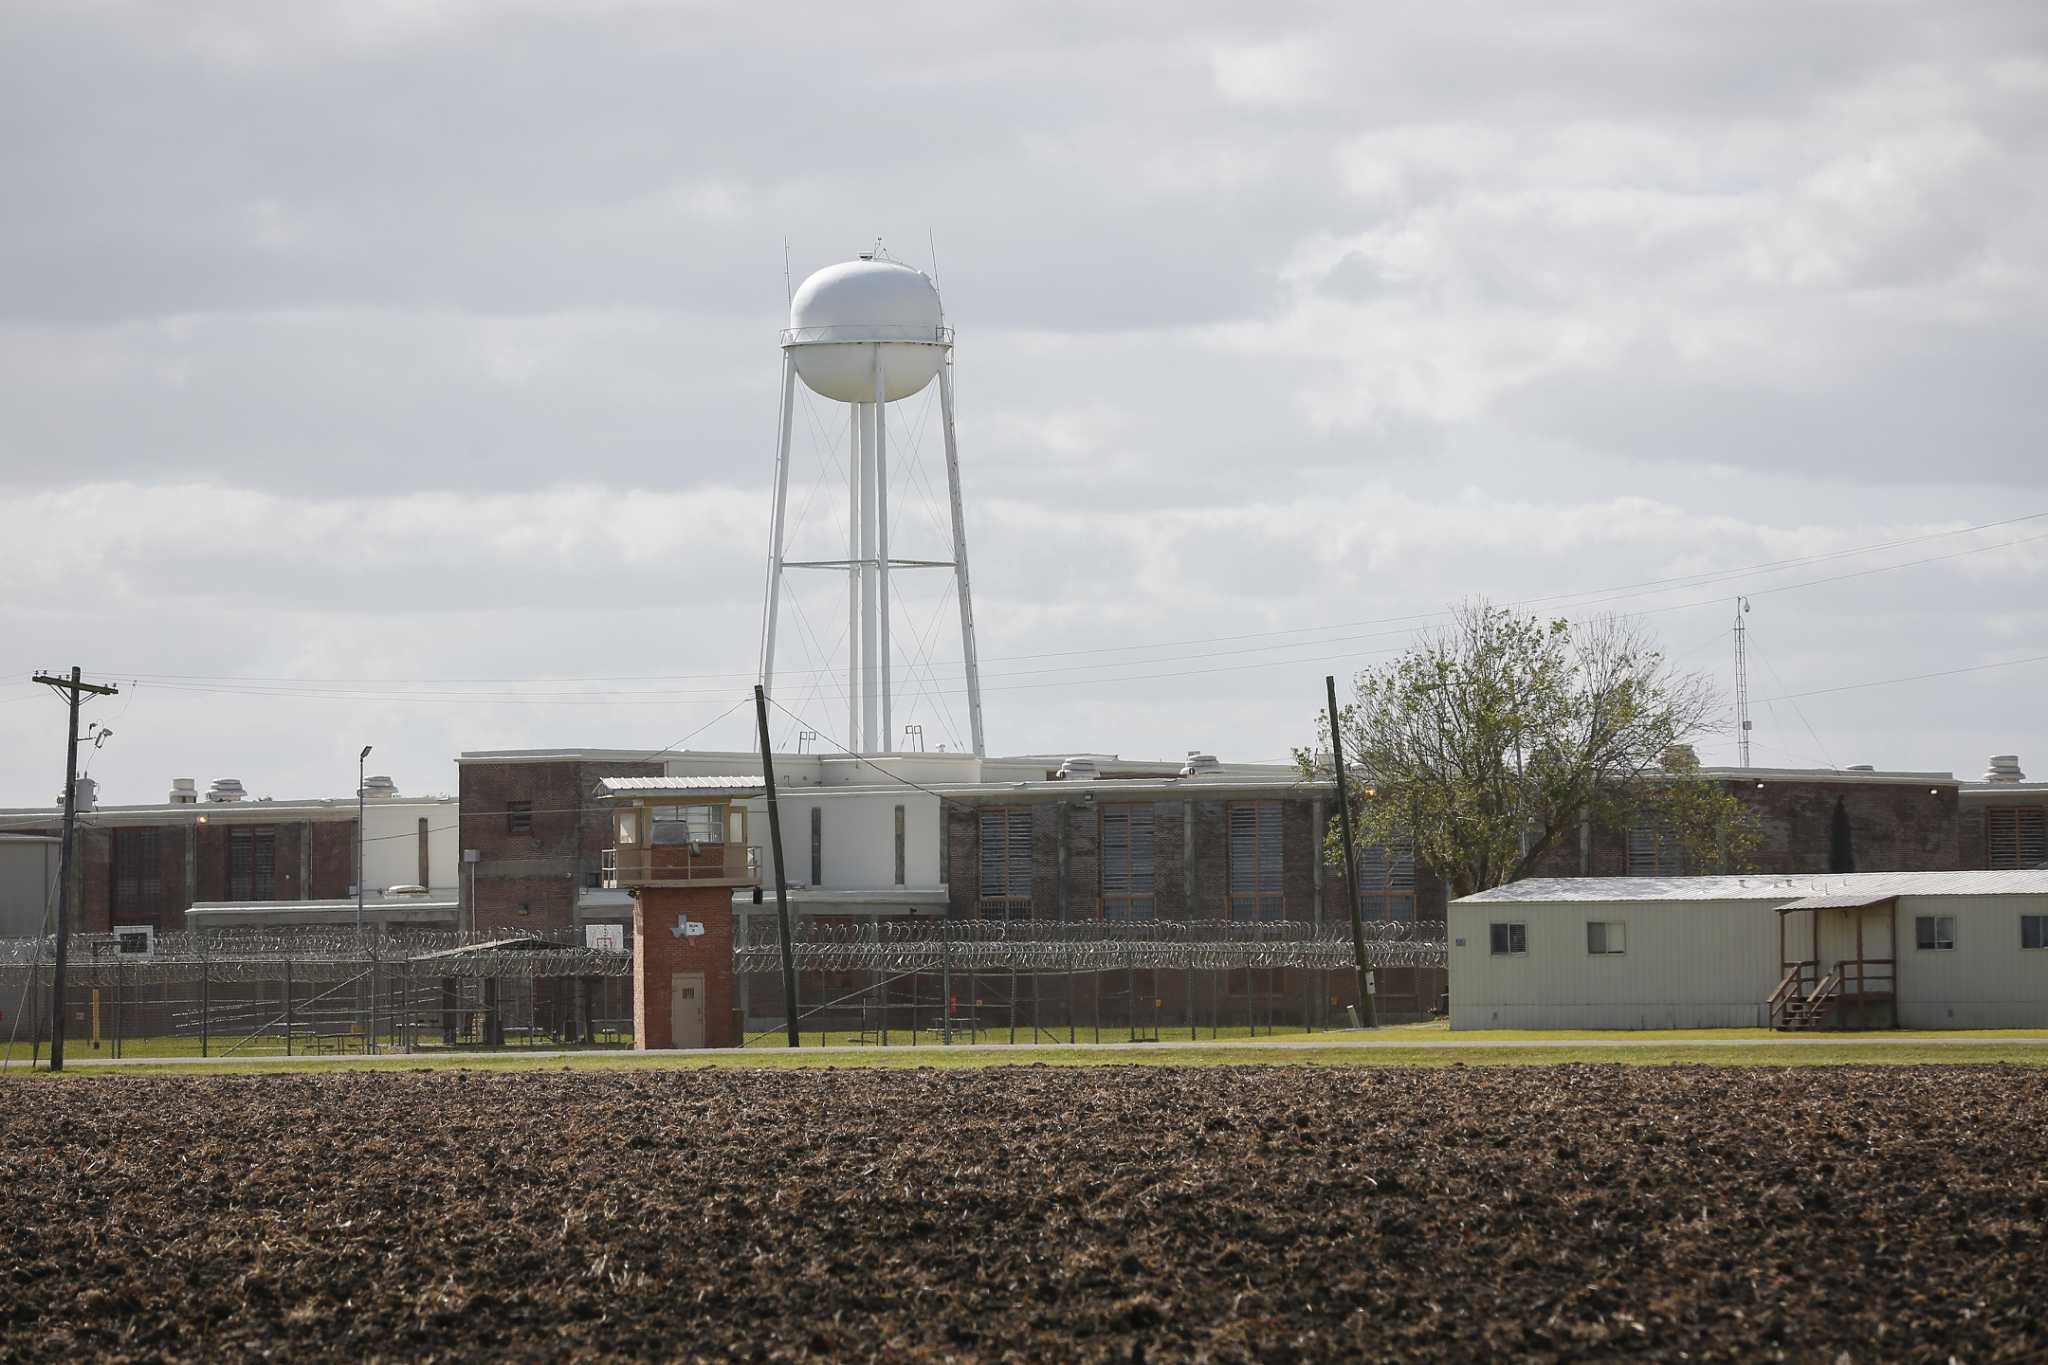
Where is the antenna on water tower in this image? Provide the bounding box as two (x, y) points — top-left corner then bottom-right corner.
(758, 242), (987, 757)
(1733, 597), (1752, 768)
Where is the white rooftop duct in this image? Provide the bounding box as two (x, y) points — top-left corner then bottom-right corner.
(1985, 755), (2026, 783)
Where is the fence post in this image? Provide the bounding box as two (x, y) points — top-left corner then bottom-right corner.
(200, 960), (210, 1058)
(284, 955), (294, 1057)
(940, 927), (953, 1046)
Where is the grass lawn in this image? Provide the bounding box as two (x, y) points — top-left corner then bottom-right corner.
(9, 1037), (2048, 1078)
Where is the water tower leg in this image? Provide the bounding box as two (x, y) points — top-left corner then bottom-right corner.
(938, 362), (986, 755)
(874, 348), (892, 753)
(760, 352), (796, 695)
(847, 402), (863, 751)
(859, 393), (881, 753)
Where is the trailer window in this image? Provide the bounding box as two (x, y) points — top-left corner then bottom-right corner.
(1914, 915), (1955, 951)
(2022, 915), (2047, 950)
(1489, 922), (1527, 955)
(1586, 921), (1626, 955)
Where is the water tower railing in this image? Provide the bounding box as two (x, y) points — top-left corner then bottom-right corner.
(779, 324), (953, 346)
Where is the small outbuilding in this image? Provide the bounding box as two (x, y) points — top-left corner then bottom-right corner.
(1449, 870), (2048, 1031)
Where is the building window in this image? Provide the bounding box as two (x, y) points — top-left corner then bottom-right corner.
(1489, 922), (1528, 955)
(1627, 824), (1685, 876)
(894, 804), (906, 887)
(228, 827), (277, 901)
(1099, 804), (1156, 920)
(1358, 839), (1416, 922)
(1227, 801), (1284, 921)
(979, 807), (1033, 915)
(112, 828), (164, 924)
(1914, 915), (1956, 951)
(2023, 915), (2048, 950)
(1986, 807), (2048, 869)
(810, 806), (822, 885)
(506, 801), (532, 835)
(1586, 921), (1626, 955)
(650, 805), (723, 845)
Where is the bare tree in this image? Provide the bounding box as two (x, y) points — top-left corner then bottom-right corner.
(1308, 600), (1758, 898)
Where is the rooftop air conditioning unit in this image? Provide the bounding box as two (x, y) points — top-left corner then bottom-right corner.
(361, 775), (399, 800)
(1180, 752), (1221, 778)
(168, 778), (199, 804)
(1985, 755), (2026, 784)
(1057, 757), (1100, 781)
(206, 778), (247, 803)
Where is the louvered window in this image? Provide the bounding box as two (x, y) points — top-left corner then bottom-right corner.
(1227, 801), (1285, 921)
(1357, 839), (1416, 922)
(1627, 824), (1686, 876)
(1985, 806), (2047, 869)
(979, 807), (1034, 917)
(112, 828), (164, 924)
(228, 827), (276, 901)
(1099, 804), (1156, 920)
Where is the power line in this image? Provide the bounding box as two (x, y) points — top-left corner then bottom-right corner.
(1755, 652), (2048, 704)
(80, 510), (2048, 691)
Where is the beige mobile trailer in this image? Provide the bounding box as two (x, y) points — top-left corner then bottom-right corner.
(1449, 870), (2048, 1031)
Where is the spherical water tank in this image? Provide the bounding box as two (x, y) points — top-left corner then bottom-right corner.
(784, 258), (947, 403)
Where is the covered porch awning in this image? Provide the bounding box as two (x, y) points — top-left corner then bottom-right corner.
(1776, 892), (1899, 912)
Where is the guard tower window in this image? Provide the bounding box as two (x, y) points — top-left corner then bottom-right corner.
(1099, 804), (1156, 920)
(650, 805), (724, 845)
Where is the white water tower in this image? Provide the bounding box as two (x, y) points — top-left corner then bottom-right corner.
(759, 245), (986, 755)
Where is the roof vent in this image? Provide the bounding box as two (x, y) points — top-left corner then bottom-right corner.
(205, 778), (247, 804)
(1845, 764), (1875, 773)
(168, 778), (198, 804)
(1985, 755), (2026, 784)
(361, 774), (399, 800)
(1180, 752), (1221, 778)
(1057, 757), (1100, 782)
(383, 883), (429, 897)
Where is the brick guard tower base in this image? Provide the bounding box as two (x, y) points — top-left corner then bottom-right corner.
(632, 886), (739, 1050)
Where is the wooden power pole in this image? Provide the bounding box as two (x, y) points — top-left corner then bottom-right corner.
(1326, 674), (1375, 1028)
(753, 686), (800, 1047)
(32, 667), (120, 1072)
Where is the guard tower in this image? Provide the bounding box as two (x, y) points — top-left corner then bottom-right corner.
(598, 777), (763, 1049)
(760, 245), (987, 755)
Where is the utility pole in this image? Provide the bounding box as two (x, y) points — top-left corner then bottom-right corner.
(356, 745), (372, 937)
(33, 667), (119, 1072)
(753, 686), (800, 1047)
(1325, 675), (1375, 1028)
(1733, 597), (1752, 768)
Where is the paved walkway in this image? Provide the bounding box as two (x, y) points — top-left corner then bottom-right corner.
(17, 1031), (2048, 1069)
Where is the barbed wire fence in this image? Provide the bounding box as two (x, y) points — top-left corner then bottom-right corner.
(0, 918), (1448, 1061)
(732, 918), (1449, 1047)
(0, 929), (631, 1067)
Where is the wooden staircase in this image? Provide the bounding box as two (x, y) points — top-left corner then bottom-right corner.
(1768, 966), (1841, 1031)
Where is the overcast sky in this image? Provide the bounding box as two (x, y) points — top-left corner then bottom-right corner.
(2, 0), (2044, 806)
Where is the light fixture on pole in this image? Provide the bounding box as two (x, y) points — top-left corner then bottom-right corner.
(356, 745), (372, 937)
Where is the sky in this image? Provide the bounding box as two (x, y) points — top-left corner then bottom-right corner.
(2, 0), (2045, 806)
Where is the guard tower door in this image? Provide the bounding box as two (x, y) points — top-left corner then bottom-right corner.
(671, 973), (706, 1049)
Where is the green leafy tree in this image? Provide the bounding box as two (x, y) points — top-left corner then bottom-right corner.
(1305, 600), (1759, 898)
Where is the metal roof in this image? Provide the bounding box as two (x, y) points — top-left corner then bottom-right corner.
(1459, 870), (2048, 904)
(597, 775), (765, 795)
(1776, 892), (1901, 911)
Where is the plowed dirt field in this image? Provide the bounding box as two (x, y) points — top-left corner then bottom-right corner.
(4, 1065), (2044, 1360)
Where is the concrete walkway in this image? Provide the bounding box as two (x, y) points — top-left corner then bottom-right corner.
(16, 1031), (2048, 1069)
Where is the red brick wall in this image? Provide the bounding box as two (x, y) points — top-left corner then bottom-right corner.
(460, 758), (662, 931)
(633, 886), (738, 1049)
(310, 822), (355, 898)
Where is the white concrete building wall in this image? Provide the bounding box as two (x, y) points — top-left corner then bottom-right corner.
(358, 799), (460, 894)
(0, 836), (61, 938)
(1449, 898), (1783, 1030)
(742, 790), (942, 891)
(1894, 894), (2048, 1028)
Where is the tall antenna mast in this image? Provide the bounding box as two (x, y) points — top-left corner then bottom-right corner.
(1733, 597), (1752, 768)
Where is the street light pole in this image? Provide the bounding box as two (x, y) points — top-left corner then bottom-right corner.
(356, 745), (372, 938)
